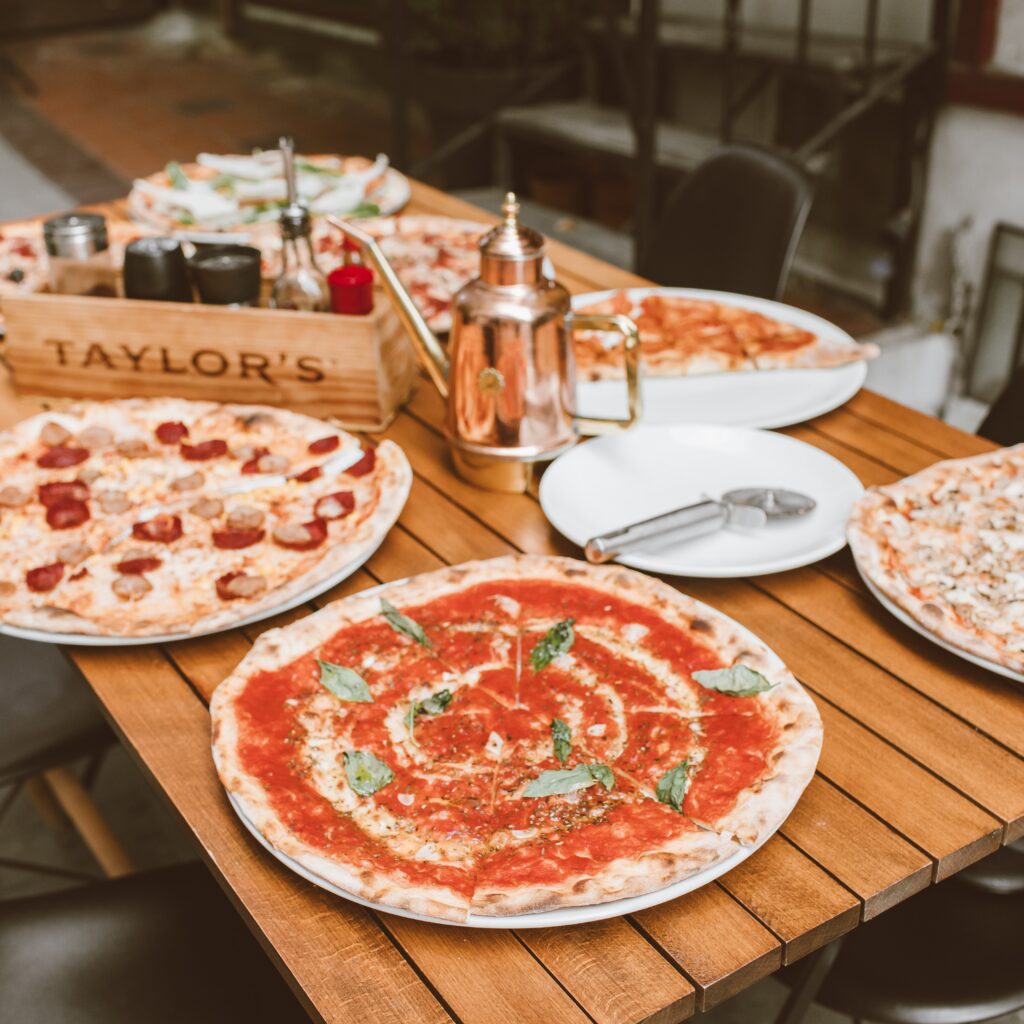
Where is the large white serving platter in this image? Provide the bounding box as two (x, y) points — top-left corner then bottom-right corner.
(0, 530), (390, 647)
(218, 578), (815, 928)
(540, 424), (864, 578)
(853, 557), (1024, 685)
(572, 287), (869, 429)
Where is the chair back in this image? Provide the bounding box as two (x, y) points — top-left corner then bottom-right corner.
(641, 144), (812, 300)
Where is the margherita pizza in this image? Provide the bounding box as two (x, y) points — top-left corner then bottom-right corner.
(848, 445), (1024, 675)
(212, 556), (822, 922)
(0, 398), (410, 637)
(574, 289), (878, 380)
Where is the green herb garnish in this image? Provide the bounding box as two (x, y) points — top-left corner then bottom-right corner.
(343, 750), (394, 796)
(551, 718), (571, 764)
(692, 665), (775, 697)
(317, 660), (372, 702)
(381, 598), (432, 648)
(174, 210), (195, 225)
(405, 688), (453, 743)
(523, 763), (614, 797)
(166, 161), (190, 190)
(655, 760), (692, 813)
(531, 618), (575, 672)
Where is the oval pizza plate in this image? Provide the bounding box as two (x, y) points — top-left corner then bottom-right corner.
(853, 556), (1024, 685)
(572, 287), (869, 430)
(217, 577), (818, 928)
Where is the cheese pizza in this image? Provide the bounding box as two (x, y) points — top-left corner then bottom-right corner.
(574, 290), (878, 380)
(212, 556), (822, 922)
(848, 445), (1024, 675)
(0, 398), (410, 637)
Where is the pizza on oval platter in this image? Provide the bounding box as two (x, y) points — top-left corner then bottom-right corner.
(212, 555), (822, 922)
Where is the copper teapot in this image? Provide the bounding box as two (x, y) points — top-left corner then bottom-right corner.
(330, 194), (641, 492)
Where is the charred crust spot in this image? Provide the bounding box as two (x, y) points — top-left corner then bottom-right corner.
(690, 617), (713, 633)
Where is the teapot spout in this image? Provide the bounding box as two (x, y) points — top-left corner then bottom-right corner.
(326, 215), (450, 399)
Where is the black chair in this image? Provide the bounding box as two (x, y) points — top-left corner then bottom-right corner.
(0, 635), (131, 878)
(640, 144), (813, 300)
(775, 846), (1024, 1024)
(0, 860), (310, 1023)
(977, 365), (1024, 445)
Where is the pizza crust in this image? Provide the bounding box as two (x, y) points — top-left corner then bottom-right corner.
(211, 555), (822, 921)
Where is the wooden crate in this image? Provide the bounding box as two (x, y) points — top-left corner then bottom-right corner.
(0, 289), (416, 431)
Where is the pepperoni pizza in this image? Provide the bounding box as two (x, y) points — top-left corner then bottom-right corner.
(212, 556), (822, 922)
(0, 398), (410, 637)
(574, 290), (878, 381)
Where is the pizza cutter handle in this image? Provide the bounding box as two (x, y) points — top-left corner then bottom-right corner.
(584, 500), (727, 564)
(570, 313), (643, 435)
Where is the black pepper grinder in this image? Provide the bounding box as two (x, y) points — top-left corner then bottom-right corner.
(269, 136), (330, 312)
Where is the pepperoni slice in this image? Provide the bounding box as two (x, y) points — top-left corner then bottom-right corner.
(292, 465), (321, 483)
(181, 439), (227, 461)
(155, 421), (189, 444)
(308, 436), (340, 454)
(38, 480), (90, 507)
(273, 518), (327, 551)
(132, 514), (183, 543)
(241, 447), (270, 474)
(26, 562), (64, 592)
(313, 491), (355, 520)
(37, 446), (89, 469)
(346, 447), (376, 477)
(46, 498), (90, 530)
(116, 556), (162, 574)
(212, 527), (265, 550)
(215, 571), (267, 600)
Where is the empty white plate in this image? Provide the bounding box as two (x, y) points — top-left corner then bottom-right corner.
(539, 425), (864, 577)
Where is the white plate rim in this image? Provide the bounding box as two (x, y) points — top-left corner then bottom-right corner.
(571, 286), (868, 430)
(853, 555), (1024, 685)
(216, 576), (818, 928)
(539, 424), (864, 578)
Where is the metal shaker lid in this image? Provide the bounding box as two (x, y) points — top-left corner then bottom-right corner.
(42, 212), (108, 258)
(279, 203), (312, 240)
(479, 193), (545, 284)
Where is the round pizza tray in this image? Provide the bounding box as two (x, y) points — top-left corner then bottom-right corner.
(572, 287), (869, 430)
(0, 531), (390, 648)
(853, 557), (1024, 685)
(216, 576), (819, 928)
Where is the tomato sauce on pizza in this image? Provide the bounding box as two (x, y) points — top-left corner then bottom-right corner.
(213, 557), (821, 922)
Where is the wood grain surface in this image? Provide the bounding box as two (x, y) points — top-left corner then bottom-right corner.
(6, 179), (1018, 1024)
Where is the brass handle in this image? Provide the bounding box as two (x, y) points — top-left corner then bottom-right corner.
(570, 312), (642, 435)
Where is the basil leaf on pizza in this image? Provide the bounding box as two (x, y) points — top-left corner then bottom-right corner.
(317, 660), (372, 702)
(405, 688), (453, 744)
(380, 598), (432, 648)
(531, 618), (575, 672)
(655, 760), (691, 813)
(343, 750), (394, 796)
(551, 718), (571, 764)
(166, 160), (189, 190)
(692, 664), (774, 697)
(523, 762), (614, 797)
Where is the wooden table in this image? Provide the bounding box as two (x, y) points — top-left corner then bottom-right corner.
(17, 183), (1024, 1024)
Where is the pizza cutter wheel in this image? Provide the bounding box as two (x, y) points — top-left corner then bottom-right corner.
(584, 487), (816, 564)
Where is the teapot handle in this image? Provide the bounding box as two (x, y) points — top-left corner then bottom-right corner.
(568, 313), (643, 435)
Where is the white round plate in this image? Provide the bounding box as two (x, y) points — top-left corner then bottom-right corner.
(854, 557), (1024, 685)
(0, 531), (390, 647)
(218, 577), (810, 928)
(539, 424), (864, 578)
(572, 287), (868, 429)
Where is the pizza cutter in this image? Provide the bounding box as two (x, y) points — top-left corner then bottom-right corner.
(583, 488), (817, 565)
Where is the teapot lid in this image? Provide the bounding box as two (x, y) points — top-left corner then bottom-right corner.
(479, 192), (545, 284)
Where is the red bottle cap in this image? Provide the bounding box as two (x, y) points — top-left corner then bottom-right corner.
(328, 264), (374, 316)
